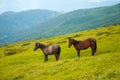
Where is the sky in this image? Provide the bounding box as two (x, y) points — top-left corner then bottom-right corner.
(0, 0), (120, 13)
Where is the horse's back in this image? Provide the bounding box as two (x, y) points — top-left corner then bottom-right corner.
(87, 38), (96, 45)
(87, 38), (96, 42)
(52, 44), (61, 53)
(52, 44), (60, 49)
(77, 38), (96, 50)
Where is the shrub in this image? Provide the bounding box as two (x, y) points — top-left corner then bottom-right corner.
(21, 43), (30, 46)
(4, 48), (25, 56)
(72, 34), (83, 38)
(96, 32), (111, 36)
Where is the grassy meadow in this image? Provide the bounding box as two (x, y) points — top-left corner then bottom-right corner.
(0, 24), (120, 80)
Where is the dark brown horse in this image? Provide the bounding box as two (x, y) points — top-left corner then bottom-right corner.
(68, 38), (97, 57)
(34, 42), (61, 62)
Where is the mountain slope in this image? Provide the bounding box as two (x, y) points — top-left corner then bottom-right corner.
(0, 24), (120, 80)
(0, 4), (120, 46)
(0, 10), (60, 28)
(23, 3), (120, 39)
(0, 10), (60, 45)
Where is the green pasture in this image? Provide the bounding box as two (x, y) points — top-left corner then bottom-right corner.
(0, 24), (120, 80)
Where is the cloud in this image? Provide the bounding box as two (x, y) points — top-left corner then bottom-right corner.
(88, 0), (108, 3)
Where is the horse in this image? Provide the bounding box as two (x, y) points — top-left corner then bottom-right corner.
(34, 42), (61, 62)
(68, 37), (97, 57)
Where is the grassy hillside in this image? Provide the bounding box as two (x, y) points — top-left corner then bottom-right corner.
(0, 24), (120, 80)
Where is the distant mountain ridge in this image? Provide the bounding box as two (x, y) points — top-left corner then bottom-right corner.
(0, 9), (60, 45)
(0, 3), (120, 45)
(0, 9), (60, 29)
(22, 3), (120, 40)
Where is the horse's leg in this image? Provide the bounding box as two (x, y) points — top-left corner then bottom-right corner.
(55, 55), (58, 61)
(44, 55), (48, 62)
(54, 48), (60, 61)
(77, 50), (80, 57)
(55, 54), (59, 61)
(91, 46), (94, 56)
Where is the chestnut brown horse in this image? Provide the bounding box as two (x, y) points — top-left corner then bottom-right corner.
(68, 38), (97, 57)
(34, 42), (61, 62)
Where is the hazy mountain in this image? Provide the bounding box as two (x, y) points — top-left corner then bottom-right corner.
(0, 9), (60, 29)
(22, 3), (120, 40)
(0, 9), (60, 45)
(0, 3), (120, 45)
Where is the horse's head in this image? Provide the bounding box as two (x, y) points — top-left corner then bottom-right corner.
(67, 37), (74, 48)
(33, 42), (40, 51)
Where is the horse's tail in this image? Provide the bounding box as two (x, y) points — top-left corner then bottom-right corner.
(58, 46), (61, 54)
(94, 40), (97, 53)
(54, 45), (61, 60)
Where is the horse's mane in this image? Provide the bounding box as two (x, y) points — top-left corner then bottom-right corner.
(39, 43), (46, 46)
(36, 42), (47, 49)
(73, 39), (80, 45)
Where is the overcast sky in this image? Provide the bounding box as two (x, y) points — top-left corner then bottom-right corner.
(0, 0), (120, 13)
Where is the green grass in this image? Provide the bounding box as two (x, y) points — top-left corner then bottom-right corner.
(0, 24), (120, 80)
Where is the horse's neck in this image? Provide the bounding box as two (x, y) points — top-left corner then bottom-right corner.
(39, 44), (47, 50)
